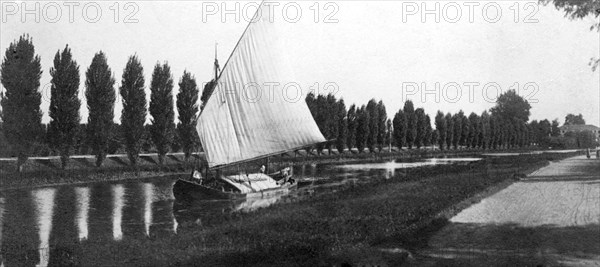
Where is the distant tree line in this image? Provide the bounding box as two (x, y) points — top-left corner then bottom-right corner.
(306, 89), (597, 154)
(0, 35), (201, 171)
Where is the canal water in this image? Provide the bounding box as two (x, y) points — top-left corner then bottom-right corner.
(0, 157), (480, 266)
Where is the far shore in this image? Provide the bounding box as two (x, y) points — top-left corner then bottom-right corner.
(0, 147), (588, 190)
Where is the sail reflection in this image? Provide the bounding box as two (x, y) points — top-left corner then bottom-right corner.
(112, 185), (125, 241)
(74, 187), (90, 241)
(233, 194), (285, 213)
(142, 183), (153, 237)
(31, 188), (56, 267)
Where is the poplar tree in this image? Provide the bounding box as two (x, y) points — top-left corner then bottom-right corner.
(490, 115), (500, 149)
(176, 71), (199, 161)
(480, 111), (491, 149)
(149, 62), (175, 165)
(415, 108), (426, 149)
(392, 110), (407, 150)
(366, 99), (379, 152)
(424, 114), (432, 148)
(403, 100), (416, 149)
(385, 118), (392, 151)
(85, 51), (116, 167)
(326, 94), (338, 153)
(452, 112), (462, 149)
(346, 104), (357, 151)
(435, 111), (446, 150)
(468, 112), (480, 149)
(48, 45), (81, 169)
(355, 105), (370, 153)
(336, 99), (347, 153)
(445, 113), (454, 150)
(460, 114), (470, 148)
(120, 55), (147, 166)
(376, 100), (387, 152)
(200, 79), (217, 111)
(431, 129), (439, 149)
(0, 35), (43, 172)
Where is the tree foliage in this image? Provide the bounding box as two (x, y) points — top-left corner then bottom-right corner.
(564, 113), (586, 125)
(120, 55), (147, 166)
(468, 112), (480, 148)
(434, 111), (446, 150)
(376, 100), (387, 151)
(480, 111), (491, 149)
(176, 71), (200, 161)
(85, 51), (116, 167)
(403, 100), (416, 149)
(149, 62), (175, 165)
(452, 112), (462, 149)
(365, 99), (379, 152)
(460, 114), (470, 147)
(551, 119), (561, 136)
(48, 45), (81, 169)
(444, 113), (454, 150)
(424, 114), (432, 147)
(0, 35), (43, 171)
(392, 110), (407, 150)
(490, 89), (531, 122)
(346, 104), (357, 151)
(356, 105), (370, 153)
(336, 99), (348, 153)
(200, 79), (217, 111)
(306, 93), (346, 154)
(415, 108), (426, 149)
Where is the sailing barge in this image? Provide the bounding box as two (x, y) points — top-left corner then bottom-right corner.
(174, 2), (326, 199)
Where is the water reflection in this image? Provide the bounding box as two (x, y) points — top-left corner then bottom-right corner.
(31, 188), (56, 267)
(337, 158), (480, 170)
(0, 196), (4, 267)
(142, 183), (153, 237)
(74, 187), (90, 241)
(112, 185), (125, 241)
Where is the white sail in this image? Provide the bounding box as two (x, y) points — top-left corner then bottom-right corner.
(197, 2), (325, 168)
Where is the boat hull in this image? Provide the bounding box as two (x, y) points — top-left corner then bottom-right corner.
(173, 176), (297, 200)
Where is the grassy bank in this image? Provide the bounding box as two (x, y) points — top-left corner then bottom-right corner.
(0, 160), (190, 190)
(66, 152), (578, 266)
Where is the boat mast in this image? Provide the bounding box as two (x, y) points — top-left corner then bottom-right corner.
(214, 42), (220, 81)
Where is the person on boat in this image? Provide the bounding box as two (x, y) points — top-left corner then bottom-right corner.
(192, 169), (203, 184)
(259, 165), (266, 174)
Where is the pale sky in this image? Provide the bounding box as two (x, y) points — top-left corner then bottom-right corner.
(1, 1), (599, 126)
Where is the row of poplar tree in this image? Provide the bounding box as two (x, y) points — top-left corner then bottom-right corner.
(306, 90), (569, 154)
(0, 35), (583, 172)
(1, 35), (201, 170)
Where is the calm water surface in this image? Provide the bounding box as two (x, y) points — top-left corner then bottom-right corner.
(0, 157), (479, 266)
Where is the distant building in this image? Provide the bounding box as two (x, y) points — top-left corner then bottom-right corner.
(559, 124), (600, 141)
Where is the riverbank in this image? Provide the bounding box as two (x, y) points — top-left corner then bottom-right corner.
(0, 154), (191, 190)
(65, 152), (578, 266)
(0, 148), (584, 190)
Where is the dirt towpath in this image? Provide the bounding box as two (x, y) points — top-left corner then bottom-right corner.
(421, 155), (600, 266)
